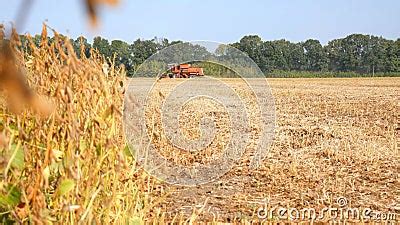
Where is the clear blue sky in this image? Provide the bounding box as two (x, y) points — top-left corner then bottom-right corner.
(1, 0), (399, 44)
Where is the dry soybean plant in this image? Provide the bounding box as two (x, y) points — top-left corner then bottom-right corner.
(0, 25), (161, 224)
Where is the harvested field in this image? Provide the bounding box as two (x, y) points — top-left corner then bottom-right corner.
(130, 77), (400, 222)
(1, 23), (399, 223)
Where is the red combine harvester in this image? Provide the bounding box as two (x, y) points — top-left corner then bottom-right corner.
(160, 63), (204, 78)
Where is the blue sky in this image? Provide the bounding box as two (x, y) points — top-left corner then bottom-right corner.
(0, 0), (399, 44)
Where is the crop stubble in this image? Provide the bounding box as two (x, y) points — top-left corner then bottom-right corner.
(139, 77), (400, 221)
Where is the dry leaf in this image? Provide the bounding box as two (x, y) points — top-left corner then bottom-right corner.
(85, 0), (119, 27)
(0, 27), (54, 116)
(29, 94), (54, 117)
(11, 27), (21, 47)
(0, 41), (33, 113)
(40, 23), (48, 47)
(0, 24), (4, 40)
(0, 132), (7, 148)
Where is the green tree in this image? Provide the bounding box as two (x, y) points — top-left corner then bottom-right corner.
(288, 42), (306, 71)
(93, 36), (111, 59)
(303, 39), (328, 71)
(110, 40), (133, 74)
(130, 39), (159, 70)
(234, 35), (264, 66)
(325, 38), (345, 71)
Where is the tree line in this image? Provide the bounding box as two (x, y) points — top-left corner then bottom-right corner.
(19, 33), (400, 77)
(231, 35), (400, 75)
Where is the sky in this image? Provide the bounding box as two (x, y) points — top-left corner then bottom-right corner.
(0, 0), (399, 45)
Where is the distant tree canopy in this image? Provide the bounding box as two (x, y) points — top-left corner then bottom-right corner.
(231, 34), (400, 74)
(18, 33), (400, 77)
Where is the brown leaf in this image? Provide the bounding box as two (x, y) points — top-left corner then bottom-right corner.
(11, 27), (21, 47)
(40, 23), (48, 47)
(84, 0), (119, 27)
(86, 0), (98, 26)
(0, 132), (7, 148)
(0, 40), (53, 116)
(0, 24), (4, 40)
(29, 94), (54, 117)
(0, 41), (33, 113)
